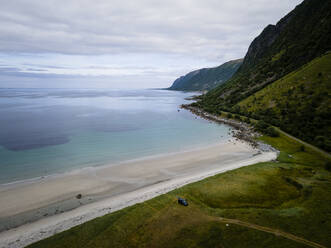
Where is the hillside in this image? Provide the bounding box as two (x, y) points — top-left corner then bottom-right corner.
(168, 59), (242, 91)
(237, 53), (331, 151)
(199, 0), (331, 106)
(196, 0), (331, 151)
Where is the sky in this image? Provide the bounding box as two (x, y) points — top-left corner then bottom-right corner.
(0, 0), (303, 89)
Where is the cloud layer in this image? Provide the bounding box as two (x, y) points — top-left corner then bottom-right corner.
(0, 0), (303, 88)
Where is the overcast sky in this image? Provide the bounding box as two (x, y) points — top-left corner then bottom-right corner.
(0, 0), (303, 89)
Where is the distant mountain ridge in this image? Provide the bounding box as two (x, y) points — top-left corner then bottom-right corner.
(168, 59), (243, 91)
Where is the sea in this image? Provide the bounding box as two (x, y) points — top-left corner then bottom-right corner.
(0, 88), (231, 184)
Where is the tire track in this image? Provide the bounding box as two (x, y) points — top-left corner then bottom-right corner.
(218, 217), (326, 248)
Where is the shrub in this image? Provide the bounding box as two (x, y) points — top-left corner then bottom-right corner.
(265, 126), (279, 137)
(325, 161), (331, 171)
(234, 114), (241, 121)
(325, 140), (331, 152)
(255, 120), (269, 132)
(227, 113), (233, 119)
(314, 136), (325, 147)
(244, 117), (251, 124)
(232, 106), (240, 114)
(270, 118), (281, 127)
(300, 145), (305, 152)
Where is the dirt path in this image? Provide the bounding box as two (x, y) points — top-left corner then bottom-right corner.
(218, 217), (326, 248)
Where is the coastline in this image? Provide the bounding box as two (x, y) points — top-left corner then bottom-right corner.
(180, 105), (257, 144)
(0, 140), (235, 230)
(0, 139), (277, 248)
(180, 104), (279, 152)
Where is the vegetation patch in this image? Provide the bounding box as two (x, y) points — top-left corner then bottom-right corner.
(283, 177), (303, 190)
(237, 54), (331, 151)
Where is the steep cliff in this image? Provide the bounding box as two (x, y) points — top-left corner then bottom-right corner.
(201, 0), (331, 107)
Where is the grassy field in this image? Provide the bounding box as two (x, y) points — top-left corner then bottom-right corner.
(28, 133), (331, 248)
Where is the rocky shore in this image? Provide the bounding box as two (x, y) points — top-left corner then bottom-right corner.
(181, 104), (278, 154)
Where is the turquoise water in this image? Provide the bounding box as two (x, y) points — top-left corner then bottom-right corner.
(0, 89), (231, 184)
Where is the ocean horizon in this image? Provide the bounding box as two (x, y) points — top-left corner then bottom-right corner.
(0, 88), (232, 184)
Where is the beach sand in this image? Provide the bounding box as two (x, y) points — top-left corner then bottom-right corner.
(0, 140), (277, 248)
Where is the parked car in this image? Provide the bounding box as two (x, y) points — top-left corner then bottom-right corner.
(177, 197), (188, 206)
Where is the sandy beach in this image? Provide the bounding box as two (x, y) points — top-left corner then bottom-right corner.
(0, 140), (277, 248)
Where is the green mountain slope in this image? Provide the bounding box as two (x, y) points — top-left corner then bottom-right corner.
(200, 0), (331, 107)
(196, 0), (331, 151)
(168, 59), (242, 91)
(237, 53), (331, 151)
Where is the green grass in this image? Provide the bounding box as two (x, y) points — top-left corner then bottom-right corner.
(237, 53), (331, 151)
(28, 133), (331, 248)
(271, 49), (286, 62)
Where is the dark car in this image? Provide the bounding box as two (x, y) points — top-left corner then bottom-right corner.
(178, 197), (188, 206)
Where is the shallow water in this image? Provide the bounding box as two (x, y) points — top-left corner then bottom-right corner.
(0, 88), (231, 184)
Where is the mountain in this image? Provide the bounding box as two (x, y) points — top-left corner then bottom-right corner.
(168, 59), (243, 91)
(200, 0), (331, 107)
(195, 0), (331, 151)
(238, 53), (331, 151)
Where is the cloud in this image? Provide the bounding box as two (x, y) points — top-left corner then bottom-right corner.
(0, 0), (303, 88)
(0, 0), (303, 58)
